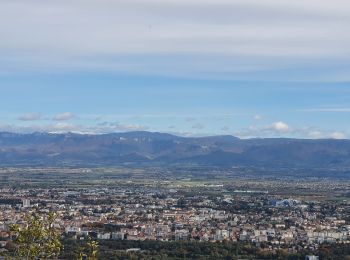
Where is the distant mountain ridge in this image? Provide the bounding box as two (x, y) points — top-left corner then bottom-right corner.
(0, 131), (350, 167)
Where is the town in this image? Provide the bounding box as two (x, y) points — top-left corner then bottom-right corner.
(0, 167), (349, 259)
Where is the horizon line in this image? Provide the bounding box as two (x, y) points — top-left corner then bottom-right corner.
(0, 130), (348, 141)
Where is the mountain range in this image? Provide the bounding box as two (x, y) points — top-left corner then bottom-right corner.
(0, 131), (350, 167)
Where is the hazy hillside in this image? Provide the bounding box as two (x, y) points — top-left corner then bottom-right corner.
(0, 131), (350, 167)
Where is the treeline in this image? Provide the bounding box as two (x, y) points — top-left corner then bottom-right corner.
(60, 239), (350, 259)
(61, 239), (252, 259)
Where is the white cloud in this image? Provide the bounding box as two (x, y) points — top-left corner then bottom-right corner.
(308, 130), (323, 139)
(53, 112), (76, 121)
(330, 131), (346, 139)
(269, 121), (290, 133)
(253, 115), (262, 120)
(235, 122), (350, 139)
(18, 112), (42, 121)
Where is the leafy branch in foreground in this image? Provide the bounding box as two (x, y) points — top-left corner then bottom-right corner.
(10, 212), (62, 260)
(77, 236), (99, 260)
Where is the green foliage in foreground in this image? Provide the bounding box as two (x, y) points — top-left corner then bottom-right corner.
(4, 213), (99, 260)
(76, 237), (99, 260)
(9, 212), (61, 260)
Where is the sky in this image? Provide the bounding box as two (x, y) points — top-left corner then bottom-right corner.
(1, 0), (350, 138)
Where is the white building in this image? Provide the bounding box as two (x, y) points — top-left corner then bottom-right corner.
(22, 199), (30, 208)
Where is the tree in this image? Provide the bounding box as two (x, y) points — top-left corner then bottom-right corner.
(86, 237), (99, 260)
(77, 236), (99, 260)
(10, 212), (62, 259)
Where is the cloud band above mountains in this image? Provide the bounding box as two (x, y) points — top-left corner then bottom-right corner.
(1, 0), (350, 80)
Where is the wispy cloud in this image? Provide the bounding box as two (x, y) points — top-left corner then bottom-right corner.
(0, 119), (347, 139)
(18, 112), (42, 121)
(192, 123), (205, 130)
(235, 121), (348, 139)
(1, 0), (350, 80)
(0, 122), (148, 134)
(111, 123), (148, 132)
(301, 108), (350, 112)
(253, 115), (263, 120)
(221, 126), (230, 132)
(53, 112), (76, 121)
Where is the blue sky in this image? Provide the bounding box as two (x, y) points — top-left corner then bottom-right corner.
(1, 0), (350, 138)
